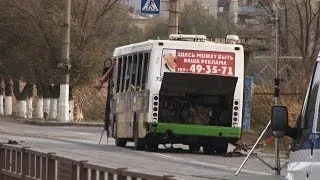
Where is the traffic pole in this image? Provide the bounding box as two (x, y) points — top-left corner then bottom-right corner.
(168, 0), (179, 34)
(58, 0), (71, 122)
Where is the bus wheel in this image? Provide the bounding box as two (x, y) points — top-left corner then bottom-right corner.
(133, 113), (146, 150)
(189, 144), (201, 152)
(203, 145), (215, 155)
(115, 138), (127, 147)
(215, 143), (228, 155)
(146, 134), (158, 152)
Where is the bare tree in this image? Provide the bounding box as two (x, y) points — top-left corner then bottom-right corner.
(0, 0), (143, 119)
(0, 77), (4, 114)
(258, 0), (320, 75)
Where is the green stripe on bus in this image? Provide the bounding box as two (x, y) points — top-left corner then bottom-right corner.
(151, 123), (241, 138)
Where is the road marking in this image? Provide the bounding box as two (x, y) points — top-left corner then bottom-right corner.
(69, 132), (93, 136)
(152, 153), (273, 176)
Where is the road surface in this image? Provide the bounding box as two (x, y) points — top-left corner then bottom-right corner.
(0, 116), (286, 180)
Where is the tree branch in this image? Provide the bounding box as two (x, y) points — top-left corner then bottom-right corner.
(94, 0), (119, 24)
(80, 0), (89, 28)
(295, 0), (305, 57)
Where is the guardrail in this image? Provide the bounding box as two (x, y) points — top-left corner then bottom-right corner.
(0, 143), (179, 180)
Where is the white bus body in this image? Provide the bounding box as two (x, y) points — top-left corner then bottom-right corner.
(107, 34), (245, 154)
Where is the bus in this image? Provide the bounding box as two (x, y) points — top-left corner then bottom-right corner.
(106, 34), (244, 155)
(271, 52), (320, 179)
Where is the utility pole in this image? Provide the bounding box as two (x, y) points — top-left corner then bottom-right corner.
(168, 0), (179, 34)
(235, 0), (284, 176)
(58, 0), (71, 122)
(274, 0), (281, 175)
(229, 0), (238, 24)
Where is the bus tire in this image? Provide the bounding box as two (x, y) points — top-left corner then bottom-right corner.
(115, 138), (127, 147)
(203, 145), (215, 155)
(189, 144), (201, 152)
(133, 113), (146, 150)
(146, 134), (158, 152)
(215, 143), (228, 155)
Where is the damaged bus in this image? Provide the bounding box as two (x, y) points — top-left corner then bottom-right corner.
(106, 34), (244, 155)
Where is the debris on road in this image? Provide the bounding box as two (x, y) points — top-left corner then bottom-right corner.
(7, 140), (19, 144)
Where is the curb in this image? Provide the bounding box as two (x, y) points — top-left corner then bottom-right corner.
(0, 115), (104, 127)
(24, 119), (104, 127)
(246, 151), (289, 161)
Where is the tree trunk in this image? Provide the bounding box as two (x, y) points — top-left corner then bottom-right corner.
(26, 83), (34, 119)
(13, 79), (26, 118)
(18, 100), (27, 118)
(36, 83), (44, 119)
(69, 85), (74, 121)
(43, 83), (51, 119)
(0, 77), (4, 114)
(13, 79), (31, 118)
(49, 84), (59, 119)
(57, 83), (69, 122)
(4, 77), (13, 115)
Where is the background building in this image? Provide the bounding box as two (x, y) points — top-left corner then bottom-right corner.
(120, 0), (263, 29)
(121, 0), (219, 19)
(181, 0), (218, 19)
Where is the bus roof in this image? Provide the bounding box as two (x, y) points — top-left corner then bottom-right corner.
(113, 40), (154, 57)
(112, 39), (243, 57)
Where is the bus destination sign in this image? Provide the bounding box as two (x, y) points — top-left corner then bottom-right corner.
(162, 49), (235, 76)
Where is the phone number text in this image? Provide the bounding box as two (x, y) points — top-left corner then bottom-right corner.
(178, 64), (234, 75)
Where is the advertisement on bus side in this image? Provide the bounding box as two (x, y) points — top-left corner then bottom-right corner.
(161, 48), (235, 76)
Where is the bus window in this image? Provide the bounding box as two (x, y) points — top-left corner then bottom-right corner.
(130, 54), (138, 89)
(141, 53), (150, 90)
(125, 55), (132, 91)
(122, 56), (129, 92)
(134, 54), (140, 87)
(137, 53), (144, 90)
(116, 57), (123, 93)
(117, 51), (149, 91)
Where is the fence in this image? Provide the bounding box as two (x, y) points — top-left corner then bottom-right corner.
(248, 52), (304, 88)
(0, 143), (179, 180)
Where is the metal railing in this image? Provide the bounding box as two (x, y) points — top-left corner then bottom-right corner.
(0, 143), (179, 180)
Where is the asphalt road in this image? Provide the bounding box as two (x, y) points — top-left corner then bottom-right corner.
(0, 117), (286, 180)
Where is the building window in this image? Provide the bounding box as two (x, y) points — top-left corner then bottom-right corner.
(219, 7), (224, 13)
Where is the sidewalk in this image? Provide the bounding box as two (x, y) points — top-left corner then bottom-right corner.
(0, 115), (104, 127)
(227, 144), (289, 160)
(24, 119), (104, 127)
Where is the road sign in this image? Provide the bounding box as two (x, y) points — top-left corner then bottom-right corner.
(141, 0), (161, 15)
